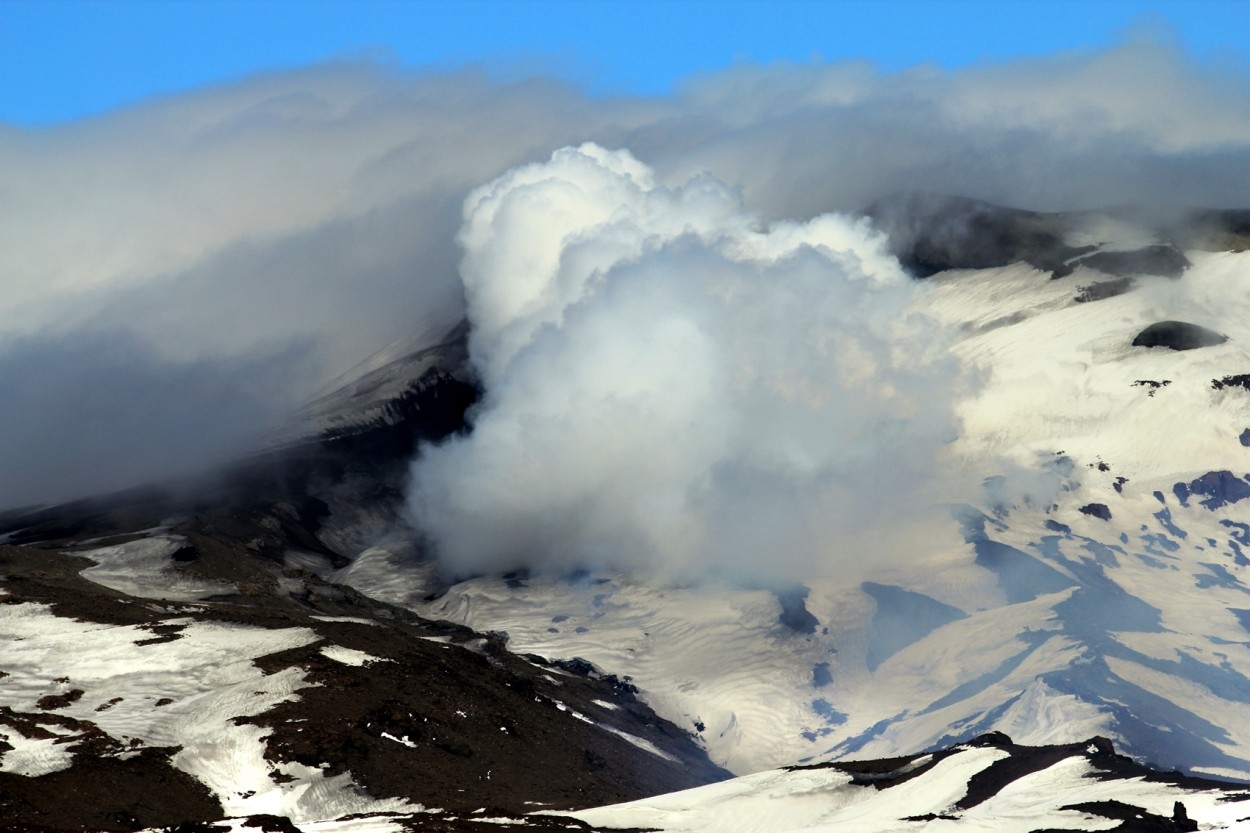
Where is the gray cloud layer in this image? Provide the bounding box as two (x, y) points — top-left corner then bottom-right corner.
(4, 38), (1250, 510)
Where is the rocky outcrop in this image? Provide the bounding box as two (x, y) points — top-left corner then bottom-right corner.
(1132, 321), (1228, 351)
(866, 193), (1090, 278)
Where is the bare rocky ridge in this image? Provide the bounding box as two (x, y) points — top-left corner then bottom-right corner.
(866, 192), (1215, 281)
(865, 193), (1095, 278)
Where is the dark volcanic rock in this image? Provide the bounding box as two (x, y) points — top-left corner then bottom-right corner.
(1080, 503), (1113, 521)
(866, 193), (1092, 278)
(789, 747), (955, 787)
(866, 194), (1193, 281)
(238, 619), (727, 815)
(775, 584), (820, 634)
(1078, 244), (1190, 278)
(790, 735), (1241, 833)
(1050, 799), (1198, 832)
(0, 531), (728, 830)
(1132, 380), (1171, 397)
(1213, 374), (1250, 392)
(1132, 321), (1228, 351)
(1180, 471), (1250, 510)
(35, 689), (84, 711)
(1076, 276), (1135, 303)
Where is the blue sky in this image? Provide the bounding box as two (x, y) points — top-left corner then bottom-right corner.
(4, 0), (1250, 125)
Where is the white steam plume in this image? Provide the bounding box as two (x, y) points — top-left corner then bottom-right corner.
(409, 144), (969, 581)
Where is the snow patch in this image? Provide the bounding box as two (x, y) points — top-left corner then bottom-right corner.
(320, 645), (382, 666)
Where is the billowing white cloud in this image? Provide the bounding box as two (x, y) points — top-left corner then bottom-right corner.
(409, 144), (968, 580)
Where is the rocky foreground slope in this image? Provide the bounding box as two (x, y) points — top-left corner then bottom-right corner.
(0, 344), (726, 830)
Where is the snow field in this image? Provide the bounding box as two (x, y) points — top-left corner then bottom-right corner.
(566, 745), (1250, 833)
(0, 601), (419, 821)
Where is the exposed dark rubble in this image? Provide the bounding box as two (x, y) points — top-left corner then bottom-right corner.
(1213, 374), (1250, 392)
(865, 193), (1092, 278)
(1172, 471), (1250, 511)
(0, 745), (223, 832)
(1132, 321), (1228, 351)
(864, 193), (1230, 283)
(772, 583), (820, 634)
(1080, 503), (1113, 521)
(239, 619), (723, 814)
(283, 320), (474, 444)
(1076, 276), (1134, 303)
(1076, 244), (1190, 279)
(1132, 379), (1171, 397)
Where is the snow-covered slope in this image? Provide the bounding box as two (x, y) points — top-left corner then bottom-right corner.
(0, 480), (726, 830)
(334, 219), (1250, 782)
(565, 733), (1250, 833)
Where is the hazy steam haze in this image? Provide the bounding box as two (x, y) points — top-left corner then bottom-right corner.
(0, 66), (624, 507)
(6, 38), (1250, 510)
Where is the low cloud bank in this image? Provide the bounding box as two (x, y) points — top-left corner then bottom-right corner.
(0, 68), (620, 507)
(7, 38), (1250, 509)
